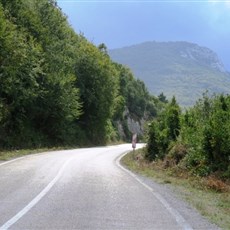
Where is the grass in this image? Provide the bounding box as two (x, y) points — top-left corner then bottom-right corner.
(0, 146), (72, 161)
(121, 148), (230, 230)
(0, 148), (49, 161)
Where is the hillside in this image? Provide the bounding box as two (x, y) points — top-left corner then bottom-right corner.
(109, 41), (230, 107)
(0, 0), (159, 148)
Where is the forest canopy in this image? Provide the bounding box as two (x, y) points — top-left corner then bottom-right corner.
(0, 0), (159, 148)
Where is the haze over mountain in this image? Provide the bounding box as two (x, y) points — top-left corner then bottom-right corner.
(109, 41), (230, 107)
(57, 1), (230, 72)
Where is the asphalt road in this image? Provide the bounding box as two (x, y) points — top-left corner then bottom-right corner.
(0, 144), (219, 230)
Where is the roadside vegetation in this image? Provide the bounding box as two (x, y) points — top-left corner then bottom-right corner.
(122, 93), (230, 229)
(145, 93), (230, 180)
(0, 148), (52, 161)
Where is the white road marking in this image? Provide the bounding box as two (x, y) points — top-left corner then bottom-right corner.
(116, 151), (193, 230)
(0, 157), (73, 230)
(0, 157), (26, 167)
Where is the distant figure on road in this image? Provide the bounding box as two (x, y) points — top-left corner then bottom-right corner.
(132, 133), (137, 150)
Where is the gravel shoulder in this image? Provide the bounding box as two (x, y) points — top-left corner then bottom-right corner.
(134, 173), (221, 230)
(120, 151), (224, 230)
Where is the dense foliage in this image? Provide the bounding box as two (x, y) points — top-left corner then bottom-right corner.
(146, 93), (230, 179)
(146, 96), (181, 160)
(0, 0), (159, 149)
(111, 63), (161, 141)
(0, 0), (82, 148)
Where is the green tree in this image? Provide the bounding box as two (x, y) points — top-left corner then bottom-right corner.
(158, 92), (168, 103)
(75, 39), (119, 144)
(145, 96), (180, 161)
(0, 0), (82, 147)
(146, 121), (160, 161)
(202, 95), (230, 172)
(180, 93), (230, 176)
(165, 96), (181, 141)
(0, 3), (44, 147)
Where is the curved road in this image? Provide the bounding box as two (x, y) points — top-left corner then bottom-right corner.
(0, 144), (218, 229)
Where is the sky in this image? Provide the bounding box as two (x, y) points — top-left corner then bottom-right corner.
(57, 0), (230, 71)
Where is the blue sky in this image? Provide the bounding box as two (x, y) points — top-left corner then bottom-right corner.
(57, 0), (230, 71)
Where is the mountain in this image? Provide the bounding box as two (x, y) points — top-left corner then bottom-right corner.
(109, 41), (230, 107)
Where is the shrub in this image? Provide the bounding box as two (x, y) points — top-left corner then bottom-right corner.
(168, 141), (188, 164)
(145, 121), (160, 161)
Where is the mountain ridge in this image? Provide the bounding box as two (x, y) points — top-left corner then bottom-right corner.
(109, 41), (230, 107)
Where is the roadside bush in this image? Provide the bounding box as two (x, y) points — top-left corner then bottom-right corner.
(146, 93), (230, 179)
(167, 140), (188, 164)
(182, 148), (210, 176)
(145, 96), (181, 161)
(177, 93), (230, 177)
(204, 176), (228, 192)
(145, 121), (160, 161)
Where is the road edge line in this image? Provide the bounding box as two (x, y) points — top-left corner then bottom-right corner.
(0, 157), (27, 167)
(116, 151), (193, 230)
(0, 157), (73, 230)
